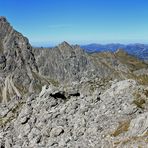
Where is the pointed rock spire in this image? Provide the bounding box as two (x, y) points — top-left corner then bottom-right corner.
(0, 16), (7, 22)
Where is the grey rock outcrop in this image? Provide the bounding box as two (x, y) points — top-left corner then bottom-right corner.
(33, 42), (96, 83)
(0, 79), (148, 147)
(33, 44), (148, 86)
(0, 17), (148, 147)
(0, 17), (147, 103)
(0, 17), (47, 103)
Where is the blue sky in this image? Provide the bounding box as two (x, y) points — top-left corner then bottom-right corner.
(0, 0), (148, 46)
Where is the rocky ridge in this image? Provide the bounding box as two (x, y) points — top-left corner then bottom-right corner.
(0, 79), (148, 147)
(0, 17), (50, 103)
(0, 17), (148, 147)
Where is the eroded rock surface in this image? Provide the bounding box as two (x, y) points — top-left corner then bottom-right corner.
(0, 79), (148, 147)
(0, 17), (148, 147)
(0, 17), (50, 103)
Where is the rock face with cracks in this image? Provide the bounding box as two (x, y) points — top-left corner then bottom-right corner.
(0, 79), (148, 147)
(0, 17), (148, 147)
(0, 16), (39, 103)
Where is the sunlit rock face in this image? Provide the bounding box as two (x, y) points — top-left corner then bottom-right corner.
(33, 42), (96, 83)
(0, 17), (38, 103)
(0, 17), (148, 147)
(0, 79), (148, 147)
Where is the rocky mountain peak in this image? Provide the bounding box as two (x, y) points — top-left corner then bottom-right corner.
(115, 48), (128, 55)
(0, 17), (37, 71)
(0, 17), (148, 147)
(0, 17), (39, 103)
(0, 16), (11, 51)
(0, 16), (7, 23)
(60, 41), (70, 47)
(58, 41), (74, 54)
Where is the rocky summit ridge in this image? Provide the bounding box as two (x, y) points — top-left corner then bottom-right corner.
(0, 17), (148, 147)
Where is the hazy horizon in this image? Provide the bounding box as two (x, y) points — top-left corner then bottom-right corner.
(0, 0), (148, 46)
(31, 41), (148, 48)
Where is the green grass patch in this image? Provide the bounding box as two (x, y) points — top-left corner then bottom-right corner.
(111, 120), (130, 137)
(132, 92), (147, 109)
(0, 101), (24, 127)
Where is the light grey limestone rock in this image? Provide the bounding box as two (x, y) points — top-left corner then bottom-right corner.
(1, 79), (147, 147)
(128, 112), (148, 136)
(50, 126), (64, 137)
(0, 17), (39, 103)
(0, 17), (148, 148)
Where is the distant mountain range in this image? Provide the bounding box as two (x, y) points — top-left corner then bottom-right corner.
(81, 43), (148, 61)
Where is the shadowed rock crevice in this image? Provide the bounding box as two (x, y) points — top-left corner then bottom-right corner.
(69, 92), (80, 97)
(50, 91), (67, 100)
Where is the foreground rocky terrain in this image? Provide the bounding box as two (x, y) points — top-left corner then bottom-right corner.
(0, 79), (148, 147)
(0, 17), (148, 147)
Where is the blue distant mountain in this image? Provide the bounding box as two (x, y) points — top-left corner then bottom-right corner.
(81, 43), (148, 61)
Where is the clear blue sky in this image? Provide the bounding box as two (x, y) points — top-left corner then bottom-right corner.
(0, 0), (148, 46)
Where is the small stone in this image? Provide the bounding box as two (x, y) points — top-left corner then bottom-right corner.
(50, 126), (64, 137)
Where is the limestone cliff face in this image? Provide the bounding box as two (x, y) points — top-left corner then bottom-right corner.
(0, 17), (147, 103)
(0, 17), (148, 148)
(0, 17), (37, 71)
(0, 17), (39, 102)
(33, 42), (118, 83)
(33, 42), (95, 83)
(33, 43), (148, 84)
